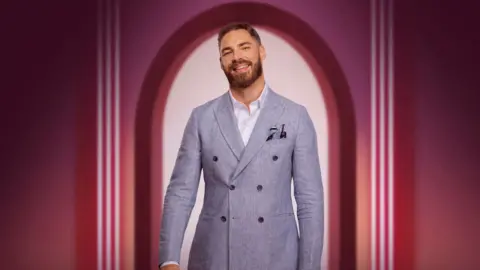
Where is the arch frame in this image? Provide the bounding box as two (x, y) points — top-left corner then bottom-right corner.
(134, 2), (357, 270)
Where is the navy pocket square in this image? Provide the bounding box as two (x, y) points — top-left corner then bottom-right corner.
(266, 124), (287, 141)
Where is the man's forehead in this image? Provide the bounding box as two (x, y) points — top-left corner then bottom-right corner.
(220, 29), (256, 48)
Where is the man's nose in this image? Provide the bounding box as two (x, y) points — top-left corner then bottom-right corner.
(232, 50), (242, 61)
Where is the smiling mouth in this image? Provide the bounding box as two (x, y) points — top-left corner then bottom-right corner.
(232, 64), (250, 73)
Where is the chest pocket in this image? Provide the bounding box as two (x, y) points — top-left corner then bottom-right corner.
(266, 136), (294, 155)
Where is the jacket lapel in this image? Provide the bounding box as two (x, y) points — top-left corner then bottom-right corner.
(232, 90), (285, 180)
(214, 92), (244, 160)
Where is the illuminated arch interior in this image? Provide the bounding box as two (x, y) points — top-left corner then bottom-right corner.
(134, 3), (356, 270)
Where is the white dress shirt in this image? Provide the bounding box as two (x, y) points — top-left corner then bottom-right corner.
(160, 84), (268, 268)
(229, 83), (268, 146)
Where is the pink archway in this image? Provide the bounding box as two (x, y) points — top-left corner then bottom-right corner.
(134, 2), (356, 269)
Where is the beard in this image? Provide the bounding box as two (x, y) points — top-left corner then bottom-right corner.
(223, 57), (263, 89)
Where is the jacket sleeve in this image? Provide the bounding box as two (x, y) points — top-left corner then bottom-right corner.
(158, 108), (202, 266)
(292, 106), (325, 270)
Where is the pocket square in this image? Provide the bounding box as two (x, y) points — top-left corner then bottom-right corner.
(280, 124), (287, 139)
(266, 124), (287, 141)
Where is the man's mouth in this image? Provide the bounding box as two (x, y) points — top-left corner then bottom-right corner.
(232, 64), (250, 73)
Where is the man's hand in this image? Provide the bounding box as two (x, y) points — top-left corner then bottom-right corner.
(159, 265), (180, 270)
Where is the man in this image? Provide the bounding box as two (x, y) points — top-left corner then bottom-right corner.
(158, 22), (324, 270)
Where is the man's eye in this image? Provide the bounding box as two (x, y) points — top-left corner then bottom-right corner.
(242, 47), (250, 50)
(223, 51), (232, 56)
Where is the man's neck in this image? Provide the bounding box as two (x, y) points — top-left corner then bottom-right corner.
(230, 77), (265, 106)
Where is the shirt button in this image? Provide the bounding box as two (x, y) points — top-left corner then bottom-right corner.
(257, 185), (263, 191)
(258, 217), (264, 223)
(229, 185), (236, 190)
(221, 216), (227, 222)
(272, 155), (278, 161)
(213, 156), (218, 162)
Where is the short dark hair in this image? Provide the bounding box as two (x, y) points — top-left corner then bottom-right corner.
(217, 22), (262, 47)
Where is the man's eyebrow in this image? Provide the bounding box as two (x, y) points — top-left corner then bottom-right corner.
(238, 41), (252, 47)
(221, 41), (253, 53)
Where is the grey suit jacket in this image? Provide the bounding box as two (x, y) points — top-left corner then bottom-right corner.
(159, 88), (324, 270)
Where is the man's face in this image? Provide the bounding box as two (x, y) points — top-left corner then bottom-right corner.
(219, 29), (266, 89)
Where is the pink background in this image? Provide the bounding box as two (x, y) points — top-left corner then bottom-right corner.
(1, 0), (479, 270)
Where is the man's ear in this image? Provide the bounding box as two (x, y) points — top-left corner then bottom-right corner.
(259, 44), (266, 61)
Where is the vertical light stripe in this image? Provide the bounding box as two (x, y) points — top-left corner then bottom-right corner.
(373, 1), (397, 269)
(114, 0), (121, 268)
(379, 0), (386, 269)
(387, 0), (395, 269)
(370, 0), (377, 270)
(97, 0), (104, 268)
(98, 0), (121, 269)
(370, 0), (377, 269)
(105, 0), (112, 268)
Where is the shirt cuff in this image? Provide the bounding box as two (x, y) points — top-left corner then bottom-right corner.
(160, 261), (179, 268)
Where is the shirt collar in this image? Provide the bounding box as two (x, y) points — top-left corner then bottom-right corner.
(229, 83), (269, 109)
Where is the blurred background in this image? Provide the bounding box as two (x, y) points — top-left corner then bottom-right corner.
(1, 0), (478, 270)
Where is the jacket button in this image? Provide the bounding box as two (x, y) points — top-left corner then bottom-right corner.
(213, 156), (218, 162)
(221, 216), (227, 222)
(257, 185), (263, 191)
(258, 217), (264, 223)
(229, 185), (235, 190)
(272, 155), (278, 161)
